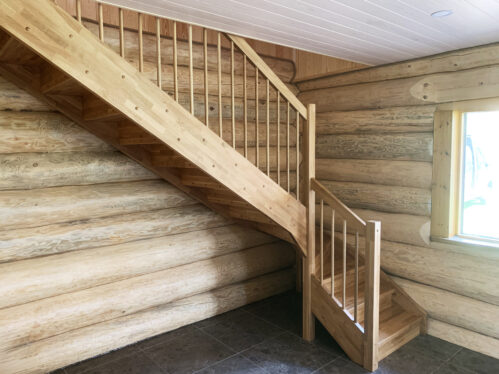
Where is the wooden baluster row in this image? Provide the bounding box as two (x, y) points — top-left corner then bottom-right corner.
(320, 199), (324, 284)
(331, 208), (335, 300)
(188, 25), (194, 115)
(173, 21), (178, 100)
(296, 113), (300, 199)
(204, 28), (209, 126)
(217, 32), (222, 137)
(276, 91), (280, 186)
(231, 40), (236, 147)
(354, 230), (359, 323)
(266, 79), (270, 176)
(255, 67), (259, 168)
(119, 8), (124, 58)
(342, 219), (347, 310)
(156, 18), (161, 88)
(138, 14), (144, 73)
(98, 3), (104, 41)
(76, 0), (82, 23)
(243, 56), (248, 158)
(287, 102), (290, 193)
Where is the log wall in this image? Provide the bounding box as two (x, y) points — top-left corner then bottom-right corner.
(0, 66), (295, 373)
(298, 43), (499, 358)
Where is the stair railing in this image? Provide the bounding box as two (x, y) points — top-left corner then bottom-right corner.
(305, 173), (381, 369)
(56, 0), (309, 202)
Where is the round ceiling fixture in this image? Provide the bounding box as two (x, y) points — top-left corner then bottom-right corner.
(431, 10), (453, 17)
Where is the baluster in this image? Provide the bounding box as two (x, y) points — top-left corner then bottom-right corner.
(342, 219), (347, 310)
(255, 67), (259, 168)
(188, 25), (194, 114)
(119, 8), (125, 58)
(155, 18), (161, 88)
(98, 3), (104, 41)
(266, 79), (270, 176)
(296, 112), (300, 199)
(76, 0), (82, 23)
(217, 32), (222, 137)
(204, 28), (209, 126)
(173, 21), (178, 100)
(287, 102), (290, 193)
(354, 231), (359, 323)
(331, 208), (335, 299)
(243, 55), (248, 158)
(231, 40), (235, 147)
(138, 13), (144, 72)
(320, 199), (324, 284)
(276, 91), (280, 186)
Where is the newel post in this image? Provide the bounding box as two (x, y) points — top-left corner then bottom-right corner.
(303, 104), (316, 341)
(364, 220), (381, 371)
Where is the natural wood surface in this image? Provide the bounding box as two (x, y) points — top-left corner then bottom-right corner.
(0, 77), (51, 111)
(0, 243), (294, 351)
(0, 269), (295, 374)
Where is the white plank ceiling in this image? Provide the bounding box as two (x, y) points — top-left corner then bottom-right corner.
(102, 0), (499, 65)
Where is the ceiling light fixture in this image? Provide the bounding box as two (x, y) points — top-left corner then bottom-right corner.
(431, 10), (453, 17)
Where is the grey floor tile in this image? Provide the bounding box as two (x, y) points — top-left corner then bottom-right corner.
(242, 331), (335, 374)
(434, 362), (476, 374)
(49, 370), (67, 374)
(315, 357), (369, 374)
(136, 325), (198, 350)
(82, 351), (164, 374)
(400, 335), (462, 361)
(195, 354), (268, 374)
(245, 291), (302, 335)
(143, 327), (234, 374)
(375, 342), (446, 374)
(450, 348), (499, 374)
(64, 344), (139, 374)
(194, 309), (249, 330)
(312, 321), (345, 357)
(200, 310), (284, 352)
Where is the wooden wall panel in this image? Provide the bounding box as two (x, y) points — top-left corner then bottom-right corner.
(298, 43), (499, 357)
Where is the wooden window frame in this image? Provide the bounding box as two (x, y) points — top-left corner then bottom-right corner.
(431, 98), (499, 247)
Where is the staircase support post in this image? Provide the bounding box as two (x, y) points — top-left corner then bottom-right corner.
(364, 220), (381, 371)
(303, 104), (316, 342)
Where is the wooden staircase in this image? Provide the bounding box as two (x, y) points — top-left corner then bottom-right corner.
(0, 0), (426, 371)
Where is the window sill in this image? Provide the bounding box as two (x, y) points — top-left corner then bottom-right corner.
(431, 235), (499, 258)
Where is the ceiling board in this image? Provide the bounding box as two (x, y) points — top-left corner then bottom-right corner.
(102, 0), (499, 65)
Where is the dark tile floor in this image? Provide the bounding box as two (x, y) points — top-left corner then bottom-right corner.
(54, 291), (499, 374)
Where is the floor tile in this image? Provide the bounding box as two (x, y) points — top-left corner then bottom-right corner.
(245, 291), (302, 335)
(400, 335), (462, 361)
(49, 370), (67, 374)
(82, 351), (163, 374)
(193, 309), (249, 330)
(195, 354), (268, 374)
(315, 357), (370, 374)
(375, 342), (446, 374)
(312, 321), (345, 357)
(200, 310), (283, 352)
(450, 348), (499, 374)
(64, 344), (139, 374)
(143, 327), (234, 374)
(434, 362), (476, 374)
(135, 325), (198, 350)
(242, 331), (334, 374)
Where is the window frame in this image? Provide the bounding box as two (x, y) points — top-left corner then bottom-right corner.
(431, 98), (499, 248)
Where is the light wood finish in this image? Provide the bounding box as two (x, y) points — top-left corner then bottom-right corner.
(276, 91), (280, 186)
(97, 2), (103, 41)
(138, 13), (144, 72)
(188, 24), (193, 114)
(431, 110), (462, 238)
(119, 8), (124, 58)
(255, 66), (259, 168)
(266, 78), (270, 175)
(155, 17), (161, 88)
(217, 32), (222, 135)
(76, 0), (81, 23)
(173, 21), (177, 100)
(296, 112), (300, 198)
(231, 40), (235, 147)
(203, 28), (208, 126)
(243, 55), (248, 157)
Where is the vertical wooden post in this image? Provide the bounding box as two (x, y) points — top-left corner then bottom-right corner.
(231, 41), (235, 147)
(203, 28), (209, 126)
(255, 67), (259, 168)
(243, 55), (248, 158)
(138, 13), (144, 73)
(266, 79), (270, 176)
(119, 8), (125, 58)
(276, 91), (280, 186)
(296, 112), (300, 199)
(188, 24), (194, 114)
(331, 208), (335, 299)
(98, 3), (104, 41)
(364, 220), (381, 371)
(155, 17), (161, 88)
(173, 21), (178, 100)
(217, 32), (222, 137)
(287, 102), (290, 193)
(76, 0), (82, 23)
(302, 103), (316, 342)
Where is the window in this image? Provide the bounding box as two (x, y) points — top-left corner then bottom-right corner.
(431, 104), (499, 247)
(460, 111), (499, 241)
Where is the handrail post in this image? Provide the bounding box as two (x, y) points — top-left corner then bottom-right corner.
(303, 104), (316, 342)
(364, 220), (381, 371)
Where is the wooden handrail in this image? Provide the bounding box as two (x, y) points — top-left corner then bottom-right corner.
(226, 34), (308, 120)
(310, 178), (366, 231)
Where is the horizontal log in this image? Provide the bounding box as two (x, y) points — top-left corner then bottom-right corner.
(0, 151), (158, 190)
(0, 111), (112, 153)
(0, 204), (230, 263)
(0, 225), (275, 309)
(0, 243), (294, 350)
(428, 319), (499, 360)
(393, 276), (499, 339)
(0, 180), (193, 230)
(321, 180), (431, 216)
(316, 159), (432, 189)
(297, 43), (499, 90)
(316, 106), (435, 135)
(317, 208), (430, 247)
(0, 76), (51, 111)
(299, 64), (499, 111)
(316, 133), (433, 162)
(0, 269), (294, 374)
(85, 22), (295, 83)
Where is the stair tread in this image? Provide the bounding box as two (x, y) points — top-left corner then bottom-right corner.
(379, 305), (422, 344)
